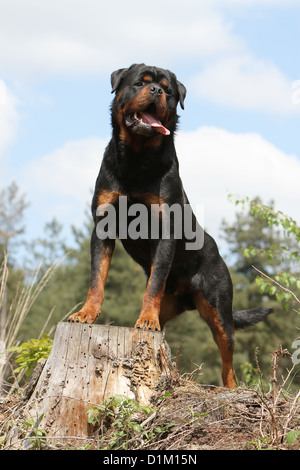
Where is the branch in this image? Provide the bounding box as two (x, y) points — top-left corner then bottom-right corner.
(252, 265), (300, 304)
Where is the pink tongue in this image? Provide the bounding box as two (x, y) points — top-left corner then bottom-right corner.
(139, 111), (170, 136)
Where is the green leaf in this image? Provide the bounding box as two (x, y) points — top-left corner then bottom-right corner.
(286, 430), (300, 444)
(129, 422), (141, 433)
(141, 405), (155, 415)
(112, 394), (126, 406)
(24, 419), (35, 427)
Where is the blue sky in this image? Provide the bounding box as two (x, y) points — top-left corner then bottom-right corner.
(0, 0), (299, 255)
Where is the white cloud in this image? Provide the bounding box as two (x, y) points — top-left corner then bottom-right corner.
(0, 1), (242, 77)
(0, 0), (296, 118)
(26, 138), (106, 197)
(0, 0), (297, 119)
(22, 129), (300, 249)
(190, 55), (298, 115)
(0, 80), (19, 179)
(175, 127), (300, 241)
(22, 137), (107, 230)
(214, 0), (299, 6)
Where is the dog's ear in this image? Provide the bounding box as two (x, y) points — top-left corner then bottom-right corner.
(176, 80), (187, 110)
(111, 68), (128, 93)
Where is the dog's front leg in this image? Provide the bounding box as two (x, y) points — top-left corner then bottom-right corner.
(135, 239), (175, 331)
(68, 231), (115, 324)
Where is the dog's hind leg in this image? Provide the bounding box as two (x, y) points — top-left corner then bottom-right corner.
(194, 292), (236, 388)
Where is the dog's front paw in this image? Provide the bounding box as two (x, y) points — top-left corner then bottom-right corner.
(68, 309), (99, 324)
(134, 312), (160, 331)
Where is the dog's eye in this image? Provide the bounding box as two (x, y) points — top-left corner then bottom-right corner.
(135, 81), (144, 87)
(161, 82), (172, 95)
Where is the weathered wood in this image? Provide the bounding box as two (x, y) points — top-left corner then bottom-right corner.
(25, 322), (172, 438)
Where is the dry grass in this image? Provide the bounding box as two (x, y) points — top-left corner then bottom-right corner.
(0, 254), (59, 394)
(1, 358), (299, 451)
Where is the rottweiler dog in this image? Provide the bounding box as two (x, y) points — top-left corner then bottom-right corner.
(68, 63), (272, 387)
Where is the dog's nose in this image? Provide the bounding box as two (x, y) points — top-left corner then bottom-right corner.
(149, 85), (163, 98)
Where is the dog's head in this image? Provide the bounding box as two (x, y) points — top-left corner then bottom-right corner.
(110, 64), (186, 148)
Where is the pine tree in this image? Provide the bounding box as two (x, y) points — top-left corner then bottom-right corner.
(221, 197), (300, 386)
(0, 182), (29, 342)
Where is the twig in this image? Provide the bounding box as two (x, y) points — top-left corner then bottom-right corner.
(283, 389), (300, 439)
(140, 410), (157, 428)
(254, 388), (279, 444)
(254, 347), (265, 396)
(252, 265), (300, 304)
(4, 352), (22, 394)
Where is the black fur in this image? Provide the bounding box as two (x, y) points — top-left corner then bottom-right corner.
(68, 64), (272, 387)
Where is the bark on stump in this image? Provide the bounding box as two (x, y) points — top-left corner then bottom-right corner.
(25, 322), (172, 438)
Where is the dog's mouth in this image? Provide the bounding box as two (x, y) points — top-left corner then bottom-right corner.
(125, 105), (170, 136)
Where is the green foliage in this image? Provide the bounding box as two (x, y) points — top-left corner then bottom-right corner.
(223, 195), (300, 387)
(186, 406), (207, 422)
(87, 394), (169, 450)
(248, 198), (300, 243)
(23, 416), (47, 450)
(286, 430), (300, 445)
(0, 413), (48, 450)
(231, 195), (300, 314)
(246, 436), (276, 450)
(239, 362), (259, 387)
(9, 334), (53, 376)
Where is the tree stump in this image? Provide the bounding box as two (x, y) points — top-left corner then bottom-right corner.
(25, 322), (173, 439)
